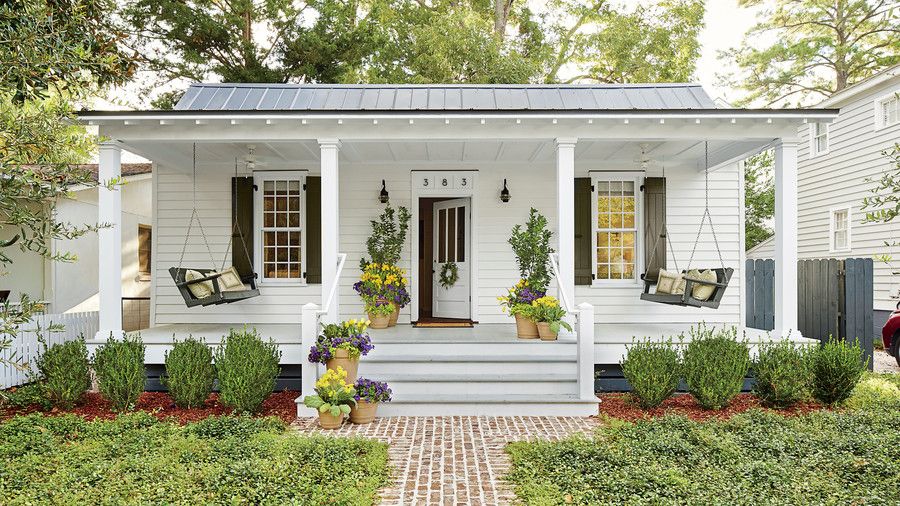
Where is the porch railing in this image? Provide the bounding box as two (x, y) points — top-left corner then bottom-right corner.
(1, 311), (99, 389)
(550, 253), (595, 401)
(300, 253), (347, 401)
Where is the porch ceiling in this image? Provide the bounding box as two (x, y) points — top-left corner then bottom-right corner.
(122, 138), (767, 172)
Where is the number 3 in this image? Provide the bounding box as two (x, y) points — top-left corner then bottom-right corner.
(423, 178), (429, 186)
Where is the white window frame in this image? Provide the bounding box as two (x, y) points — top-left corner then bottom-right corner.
(253, 170), (308, 285)
(590, 171), (644, 287)
(874, 91), (900, 130)
(809, 122), (829, 157)
(828, 205), (852, 253)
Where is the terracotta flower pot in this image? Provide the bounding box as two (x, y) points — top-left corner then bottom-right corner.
(368, 313), (390, 329)
(326, 348), (359, 383)
(349, 399), (378, 424)
(515, 313), (539, 339)
(318, 410), (345, 429)
(388, 306), (400, 327)
(537, 322), (558, 341)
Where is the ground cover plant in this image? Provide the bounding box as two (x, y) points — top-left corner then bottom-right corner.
(0, 412), (389, 505)
(507, 408), (900, 505)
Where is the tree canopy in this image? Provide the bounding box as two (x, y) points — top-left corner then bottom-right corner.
(120, 0), (706, 107)
(721, 0), (900, 107)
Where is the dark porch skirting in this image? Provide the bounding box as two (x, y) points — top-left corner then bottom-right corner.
(143, 365), (303, 392)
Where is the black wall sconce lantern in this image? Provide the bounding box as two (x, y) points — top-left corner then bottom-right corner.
(500, 179), (511, 203)
(379, 179), (390, 203)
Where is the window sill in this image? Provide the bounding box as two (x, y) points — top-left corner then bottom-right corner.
(136, 274), (151, 283)
(589, 281), (642, 289)
(810, 149), (829, 158)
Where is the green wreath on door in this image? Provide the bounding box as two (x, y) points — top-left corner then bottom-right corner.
(439, 262), (459, 289)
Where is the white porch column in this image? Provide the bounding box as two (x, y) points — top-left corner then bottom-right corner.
(774, 139), (799, 336)
(555, 138), (577, 311)
(319, 139), (341, 324)
(97, 142), (123, 340)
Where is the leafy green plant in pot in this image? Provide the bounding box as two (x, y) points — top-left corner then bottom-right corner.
(304, 366), (356, 429)
(530, 295), (572, 341)
(504, 208), (554, 338)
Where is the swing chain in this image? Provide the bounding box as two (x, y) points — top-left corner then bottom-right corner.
(178, 143), (218, 271)
(686, 142), (726, 271)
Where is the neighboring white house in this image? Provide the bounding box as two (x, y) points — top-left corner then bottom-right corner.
(748, 65), (900, 333)
(78, 83), (834, 415)
(1, 164), (153, 331)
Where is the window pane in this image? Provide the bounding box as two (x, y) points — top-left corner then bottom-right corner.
(457, 207), (465, 262)
(438, 209), (446, 263)
(597, 232), (609, 248)
(447, 207), (456, 261)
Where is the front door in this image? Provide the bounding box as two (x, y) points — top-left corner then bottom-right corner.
(432, 198), (470, 319)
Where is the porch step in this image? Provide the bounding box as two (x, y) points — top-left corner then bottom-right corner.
(372, 373), (578, 395)
(358, 355), (577, 375)
(297, 394), (599, 417)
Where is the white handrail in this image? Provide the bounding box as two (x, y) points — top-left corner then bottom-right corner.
(318, 253), (347, 316)
(549, 252), (574, 313)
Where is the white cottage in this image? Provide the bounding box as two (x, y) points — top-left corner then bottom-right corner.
(79, 83), (835, 416)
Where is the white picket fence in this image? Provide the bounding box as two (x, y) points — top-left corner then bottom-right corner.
(0, 311), (99, 389)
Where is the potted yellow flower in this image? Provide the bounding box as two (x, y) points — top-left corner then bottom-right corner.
(303, 366), (356, 429)
(531, 295), (572, 341)
(307, 319), (374, 383)
(498, 279), (545, 339)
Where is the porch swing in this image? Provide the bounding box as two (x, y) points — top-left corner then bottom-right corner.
(640, 142), (733, 309)
(168, 144), (260, 307)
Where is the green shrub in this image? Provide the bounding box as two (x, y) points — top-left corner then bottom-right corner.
(681, 325), (750, 410)
(810, 336), (866, 406)
(846, 373), (900, 410)
(186, 415), (285, 439)
(752, 340), (810, 408)
(37, 338), (90, 409)
(1, 382), (52, 411)
(93, 334), (146, 411)
(621, 338), (680, 408)
(162, 337), (214, 408)
(214, 328), (281, 414)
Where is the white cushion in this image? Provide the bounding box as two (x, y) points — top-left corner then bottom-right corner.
(656, 269), (684, 295)
(216, 266), (247, 292)
(184, 269), (214, 299)
(688, 269), (718, 301)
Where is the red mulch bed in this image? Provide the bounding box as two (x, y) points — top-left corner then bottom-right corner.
(0, 390), (299, 424)
(598, 392), (827, 422)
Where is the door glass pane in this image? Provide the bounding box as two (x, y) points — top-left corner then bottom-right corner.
(447, 207), (456, 261)
(438, 209), (446, 263)
(457, 207), (465, 262)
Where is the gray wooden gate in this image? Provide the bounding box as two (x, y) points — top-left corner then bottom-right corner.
(745, 258), (874, 368)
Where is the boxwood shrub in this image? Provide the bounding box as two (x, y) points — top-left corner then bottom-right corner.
(36, 338), (90, 409)
(162, 337), (214, 408)
(621, 338), (680, 408)
(214, 328), (281, 414)
(752, 340), (810, 408)
(681, 325), (750, 410)
(93, 334), (146, 411)
(810, 337), (866, 406)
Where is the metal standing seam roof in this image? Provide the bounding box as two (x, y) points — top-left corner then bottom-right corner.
(174, 83), (719, 112)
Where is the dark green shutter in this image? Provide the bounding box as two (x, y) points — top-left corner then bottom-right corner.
(643, 177), (666, 280)
(231, 177), (254, 278)
(574, 178), (592, 285)
(305, 177), (322, 284)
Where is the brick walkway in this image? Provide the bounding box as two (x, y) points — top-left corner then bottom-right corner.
(293, 416), (600, 505)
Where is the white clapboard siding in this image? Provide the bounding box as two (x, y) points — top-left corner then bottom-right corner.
(153, 159), (744, 328)
(795, 78), (900, 311)
(1, 311), (98, 389)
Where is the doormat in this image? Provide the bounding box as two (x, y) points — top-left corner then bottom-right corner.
(412, 321), (474, 328)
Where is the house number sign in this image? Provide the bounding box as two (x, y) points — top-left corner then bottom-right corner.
(414, 172), (476, 192)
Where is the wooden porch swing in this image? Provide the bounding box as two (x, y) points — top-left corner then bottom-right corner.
(640, 142), (733, 309)
(169, 144), (259, 307)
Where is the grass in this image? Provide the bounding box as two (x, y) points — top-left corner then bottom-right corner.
(0, 412), (389, 505)
(506, 406), (900, 505)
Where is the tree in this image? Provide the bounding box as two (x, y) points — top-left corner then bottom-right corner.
(862, 142), (900, 260)
(722, 0), (900, 106)
(1, 0), (134, 362)
(120, 0), (706, 106)
(743, 151), (775, 251)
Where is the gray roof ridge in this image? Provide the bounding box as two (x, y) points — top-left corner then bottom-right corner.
(187, 82), (704, 89)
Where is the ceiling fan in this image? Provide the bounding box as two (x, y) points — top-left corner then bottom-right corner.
(633, 143), (656, 170)
(243, 144), (267, 170)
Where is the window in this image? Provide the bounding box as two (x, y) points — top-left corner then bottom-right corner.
(137, 224), (151, 279)
(810, 122), (829, 156)
(876, 93), (899, 129)
(592, 173), (642, 284)
(829, 207), (851, 252)
(254, 171), (306, 283)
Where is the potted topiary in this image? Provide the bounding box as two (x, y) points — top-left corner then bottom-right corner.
(304, 367), (356, 429)
(308, 319), (374, 383)
(530, 295), (572, 341)
(357, 205), (411, 327)
(503, 208), (554, 339)
(350, 378), (392, 424)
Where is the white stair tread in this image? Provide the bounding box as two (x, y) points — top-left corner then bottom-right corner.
(361, 354), (576, 363)
(387, 394), (599, 404)
(372, 373), (577, 383)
